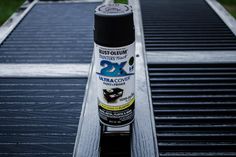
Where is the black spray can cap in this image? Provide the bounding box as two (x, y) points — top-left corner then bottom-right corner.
(94, 3), (135, 47)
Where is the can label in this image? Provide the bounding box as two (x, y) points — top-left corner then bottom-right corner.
(95, 43), (135, 126)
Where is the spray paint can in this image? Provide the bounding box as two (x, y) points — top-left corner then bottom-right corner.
(94, 3), (135, 127)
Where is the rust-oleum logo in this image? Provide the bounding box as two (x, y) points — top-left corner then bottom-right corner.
(99, 49), (127, 55)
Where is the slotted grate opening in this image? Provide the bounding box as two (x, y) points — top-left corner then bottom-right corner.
(148, 64), (236, 157)
(141, 0), (236, 51)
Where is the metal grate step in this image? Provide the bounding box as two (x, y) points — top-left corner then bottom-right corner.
(0, 2), (98, 63)
(148, 64), (236, 157)
(141, 0), (236, 51)
(0, 78), (87, 157)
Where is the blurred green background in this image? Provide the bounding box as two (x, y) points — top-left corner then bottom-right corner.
(114, 0), (128, 4)
(219, 0), (236, 18)
(0, 0), (236, 26)
(0, 0), (25, 25)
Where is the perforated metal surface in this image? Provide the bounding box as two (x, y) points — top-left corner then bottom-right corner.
(148, 64), (236, 157)
(0, 2), (98, 63)
(141, 0), (236, 51)
(0, 78), (87, 157)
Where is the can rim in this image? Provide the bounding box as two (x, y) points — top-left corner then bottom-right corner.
(95, 3), (133, 17)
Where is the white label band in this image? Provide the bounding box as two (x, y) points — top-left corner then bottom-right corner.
(95, 43), (135, 126)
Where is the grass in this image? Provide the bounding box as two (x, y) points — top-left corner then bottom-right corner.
(0, 0), (25, 25)
(218, 0), (236, 18)
(114, 0), (128, 4)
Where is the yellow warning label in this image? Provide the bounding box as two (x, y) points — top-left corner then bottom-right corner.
(99, 98), (135, 111)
